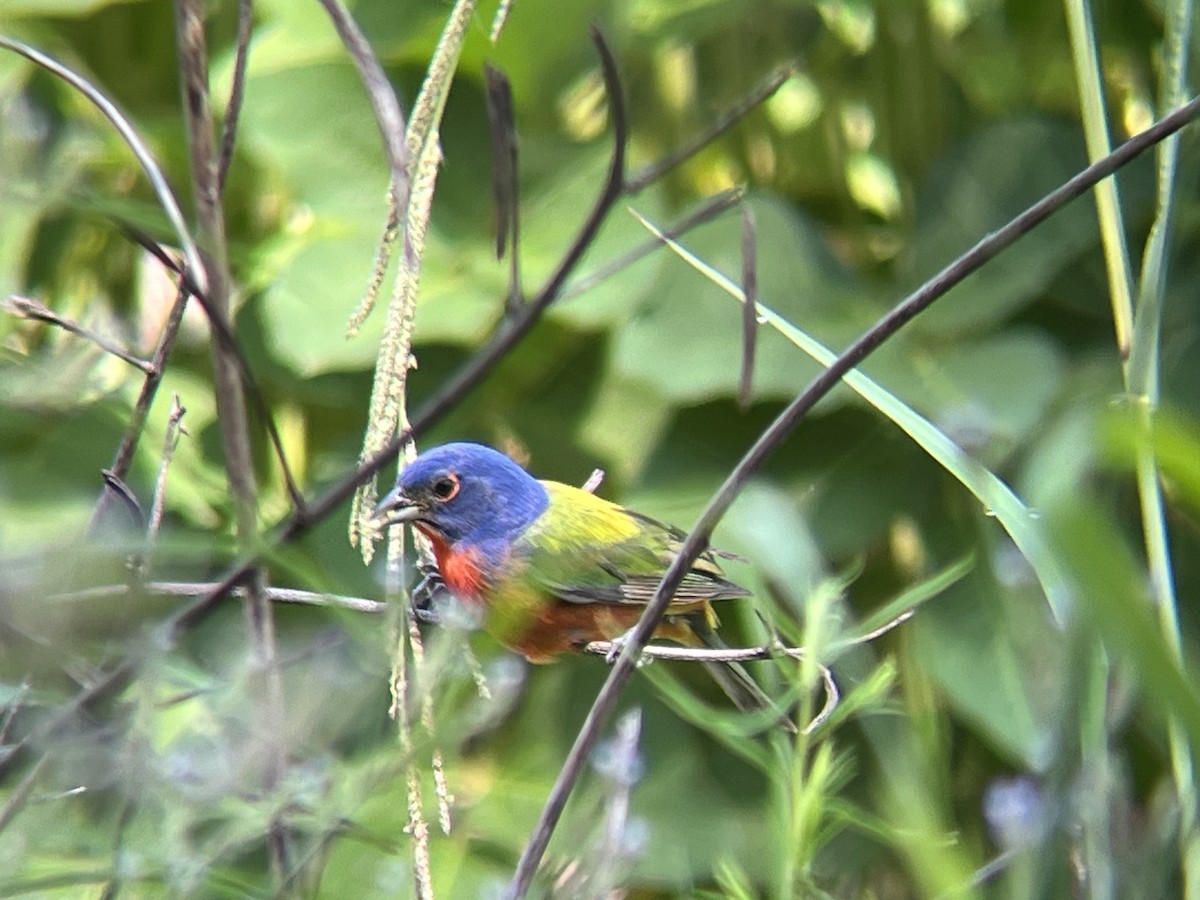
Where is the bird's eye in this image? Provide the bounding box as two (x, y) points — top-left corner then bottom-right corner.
(432, 474), (460, 502)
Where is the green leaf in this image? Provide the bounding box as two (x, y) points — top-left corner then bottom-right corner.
(913, 574), (1059, 768)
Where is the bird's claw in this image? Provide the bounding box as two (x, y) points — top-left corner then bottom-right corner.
(411, 567), (448, 613)
(604, 633), (627, 665)
(604, 631), (652, 667)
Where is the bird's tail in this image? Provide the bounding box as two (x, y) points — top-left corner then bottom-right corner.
(687, 617), (797, 734)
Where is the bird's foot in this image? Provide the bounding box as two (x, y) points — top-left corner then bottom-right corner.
(604, 631), (653, 667)
(604, 633), (627, 664)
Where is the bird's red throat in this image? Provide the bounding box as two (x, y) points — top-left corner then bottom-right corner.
(417, 525), (486, 600)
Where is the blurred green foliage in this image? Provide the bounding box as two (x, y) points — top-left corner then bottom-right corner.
(1, 0), (1199, 897)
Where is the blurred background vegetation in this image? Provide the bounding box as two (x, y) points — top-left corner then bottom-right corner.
(1, 0), (1199, 896)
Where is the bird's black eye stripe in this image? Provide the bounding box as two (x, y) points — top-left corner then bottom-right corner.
(432, 473), (460, 502)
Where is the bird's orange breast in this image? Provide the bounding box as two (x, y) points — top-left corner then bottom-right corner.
(419, 527), (487, 600)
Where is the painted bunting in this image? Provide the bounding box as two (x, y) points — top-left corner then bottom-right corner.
(373, 442), (789, 727)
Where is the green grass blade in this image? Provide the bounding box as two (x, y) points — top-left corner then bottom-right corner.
(1062, 0), (1135, 361)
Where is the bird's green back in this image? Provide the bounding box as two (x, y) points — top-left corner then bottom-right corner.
(506, 481), (749, 609)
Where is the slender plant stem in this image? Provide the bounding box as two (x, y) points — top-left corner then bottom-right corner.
(174, 0), (288, 883)
(1063, 0), (1135, 361)
(1131, 0), (1195, 881)
(2, 296), (155, 373)
(0, 37), (203, 283)
(217, 0), (254, 194)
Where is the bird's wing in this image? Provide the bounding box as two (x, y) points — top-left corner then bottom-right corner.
(516, 481), (750, 607)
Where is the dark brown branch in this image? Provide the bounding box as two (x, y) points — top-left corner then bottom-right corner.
(142, 394), (187, 559)
(121, 229), (306, 514)
(737, 205), (758, 410)
(99, 471), (144, 527)
(0, 753), (50, 837)
(315, 0), (411, 241)
(624, 62), (796, 194)
(174, 0), (288, 883)
(2, 295), (155, 373)
(175, 0), (256, 555)
(0, 37), (204, 279)
(217, 0), (254, 194)
(90, 270), (189, 531)
(560, 187), (743, 301)
(505, 93), (1200, 898)
(47, 581), (387, 613)
(485, 64), (522, 313)
(580, 609), (914, 662)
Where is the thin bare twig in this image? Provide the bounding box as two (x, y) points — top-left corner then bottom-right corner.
(217, 0), (254, 194)
(46, 581), (387, 614)
(120, 230), (306, 514)
(0, 754), (51, 837)
(738, 204), (758, 410)
(839, 608), (917, 646)
(806, 664), (840, 735)
(90, 272), (188, 531)
(485, 64), (522, 313)
(624, 62), (796, 194)
(99, 471), (144, 527)
(560, 187), (744, 301)
(42, 582), (915, 663)
(580, 469), (605, 494)
(579, 607), (912, 663)
(142, 394), (188, 562)
(506, 94), (1200, 899)
(316, 0), (411, 231)
(174, 0), (288, 882)
(0, 38), (204, 285)
(2, 295), (155, 374)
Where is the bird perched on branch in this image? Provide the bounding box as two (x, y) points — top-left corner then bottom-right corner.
(373, 441), (790, 729)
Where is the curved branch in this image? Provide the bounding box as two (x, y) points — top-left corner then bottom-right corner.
(0, 37), (204, 288)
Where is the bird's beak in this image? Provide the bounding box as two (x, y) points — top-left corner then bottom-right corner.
(371, 485), (424, 528)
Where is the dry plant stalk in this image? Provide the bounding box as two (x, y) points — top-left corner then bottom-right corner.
(174, 0), (290, 881)
(337, 3), (480, 894)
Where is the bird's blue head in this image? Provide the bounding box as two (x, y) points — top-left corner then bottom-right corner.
(372, 442), (549, 548)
